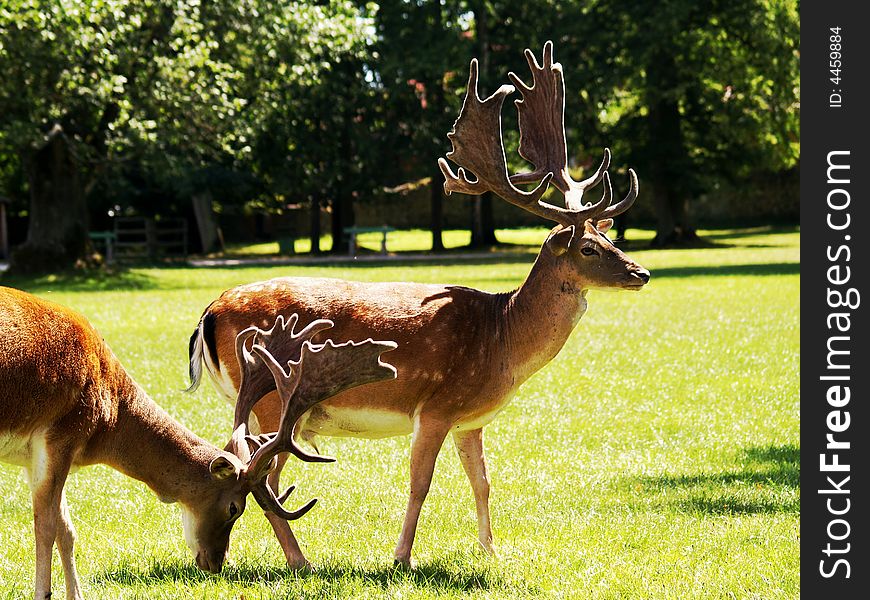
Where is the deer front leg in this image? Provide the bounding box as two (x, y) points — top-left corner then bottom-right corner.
(453, 428), (494, 554)
(262, 452), (311, 570)
(55, 490), (84, 600)
(394, 416), (450, 568)
(25, 443), (75, 600)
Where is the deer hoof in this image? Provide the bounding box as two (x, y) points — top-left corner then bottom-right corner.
(393, 557), (415, 570)
(481, 544), (496, 557)
(287, 558), (313, 573)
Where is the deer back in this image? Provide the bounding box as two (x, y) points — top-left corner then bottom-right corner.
(0, 286), (124, 442)
(196, 277), (518, 430)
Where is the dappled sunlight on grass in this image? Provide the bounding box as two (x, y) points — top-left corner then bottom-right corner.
(0, 227), (799, 599)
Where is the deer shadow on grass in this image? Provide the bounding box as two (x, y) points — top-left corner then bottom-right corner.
(92, 552), (524, 594)
(627, 444), (800, 515)
(649, 262), (800, 280)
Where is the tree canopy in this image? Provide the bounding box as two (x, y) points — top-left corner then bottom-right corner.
(0, 0), (800, 270)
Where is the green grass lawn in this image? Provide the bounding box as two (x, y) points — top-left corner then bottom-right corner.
(0, 226), (799, 599)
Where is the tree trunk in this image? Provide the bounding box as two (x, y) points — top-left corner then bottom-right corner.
(430, 167), (445, 252)
(428, 1), (446, 253)
(330, 92), (356, 255)
(329, 202), (349, 256)
(645, 52), (697, 247)
(467, 4), (498, 248)
(329, 190), (355, 254)
(0, 201), (8, 260)
(309, 194), (322, 255)
(469, 192), (498, 247)
(10, 125), (92, 273)
(191, 190), (223, 253)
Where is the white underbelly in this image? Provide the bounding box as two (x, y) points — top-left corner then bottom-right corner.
(302, 406), (414, 439)
(451, 392), (515, 432)
(0, 432), (33, 467)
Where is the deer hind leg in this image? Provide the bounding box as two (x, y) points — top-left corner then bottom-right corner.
(394, 415), (450, 568)
(453, 428), (494, 554)
(55, 489), (84, 600)
(262, 452), (311, 570)
(25, 435), (76, 600)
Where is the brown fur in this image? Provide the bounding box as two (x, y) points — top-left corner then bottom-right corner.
(0, 287), (251, 600)
(192, 222), (649, 567)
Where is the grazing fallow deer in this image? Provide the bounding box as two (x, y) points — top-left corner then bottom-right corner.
(187, 41), (649, 568)
(0, 286), (395, 600)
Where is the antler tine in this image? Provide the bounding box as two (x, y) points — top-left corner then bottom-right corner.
(230, 315), (334, 432)
(241, 338), (397, 520)
(439, 58), (573, 225)
(597, 168), (639, 220)
(246, 338), (398, 478)
(567, 170), (614, 222)
(232, 326), (265, 432)
(256, 313), (336, 355)
(567, 148), (611, 208)
(504, 41), (628, 223)
(251, 483), (317, 521)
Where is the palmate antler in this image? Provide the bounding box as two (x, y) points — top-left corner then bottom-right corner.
(439, 41), (638, 226)
(229, 314), (397, 520)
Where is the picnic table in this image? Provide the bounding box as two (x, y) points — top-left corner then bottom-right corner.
(343, 225), (396, 257)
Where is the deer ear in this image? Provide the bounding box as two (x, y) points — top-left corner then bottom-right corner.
(209, 455), (240, 481)
(546, 225), (576, 256)
(595, 218), (614, 234)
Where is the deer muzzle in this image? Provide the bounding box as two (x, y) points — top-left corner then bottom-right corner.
(195, 548), (226, 574)
(631, 267), (651, 285)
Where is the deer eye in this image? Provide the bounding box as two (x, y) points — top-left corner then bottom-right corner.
(229, 503), (239, 519)
(580, 246), (598, 256)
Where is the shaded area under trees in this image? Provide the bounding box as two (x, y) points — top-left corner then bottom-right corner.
(0, 0), (799, 272)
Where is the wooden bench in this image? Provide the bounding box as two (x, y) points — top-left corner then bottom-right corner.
(88, 231), (116, 264)
(343, 225), (396, 257)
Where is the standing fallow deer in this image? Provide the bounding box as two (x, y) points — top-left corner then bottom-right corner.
(186, 41), (650, 568)
(0, 286), (396, 600)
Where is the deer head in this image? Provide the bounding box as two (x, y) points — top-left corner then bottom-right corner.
(223, 314), (396, 531)
(177, 453), (248, 573)
(438, 41), (650, 290)
(179, 314), (396, 572)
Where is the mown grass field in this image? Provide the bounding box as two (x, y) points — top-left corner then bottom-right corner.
(0, 227), (799, 599)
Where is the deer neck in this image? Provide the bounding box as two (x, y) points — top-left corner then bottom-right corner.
(504, 248), (587, 380)
(88, 377), (219, 505)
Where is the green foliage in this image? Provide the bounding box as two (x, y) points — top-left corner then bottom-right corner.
(0, 227), (799, 598)
(372, 0), (471, 180)
(0, 1), (799, 250)
(0, 0), (378, 217)
(566, 0), (800, 186)
(0, 1), (239, 173)
(243, 1), (378, 210)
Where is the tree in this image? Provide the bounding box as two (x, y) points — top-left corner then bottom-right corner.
(0, 1), (380, 264)
(569, 0), (800, 245)
(11, 125), (91, 271)
(444, 0), (799, 245)
(237, 1), (378, 254)
(372, 0), (470, 251)
(0, 0), (251, 271)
